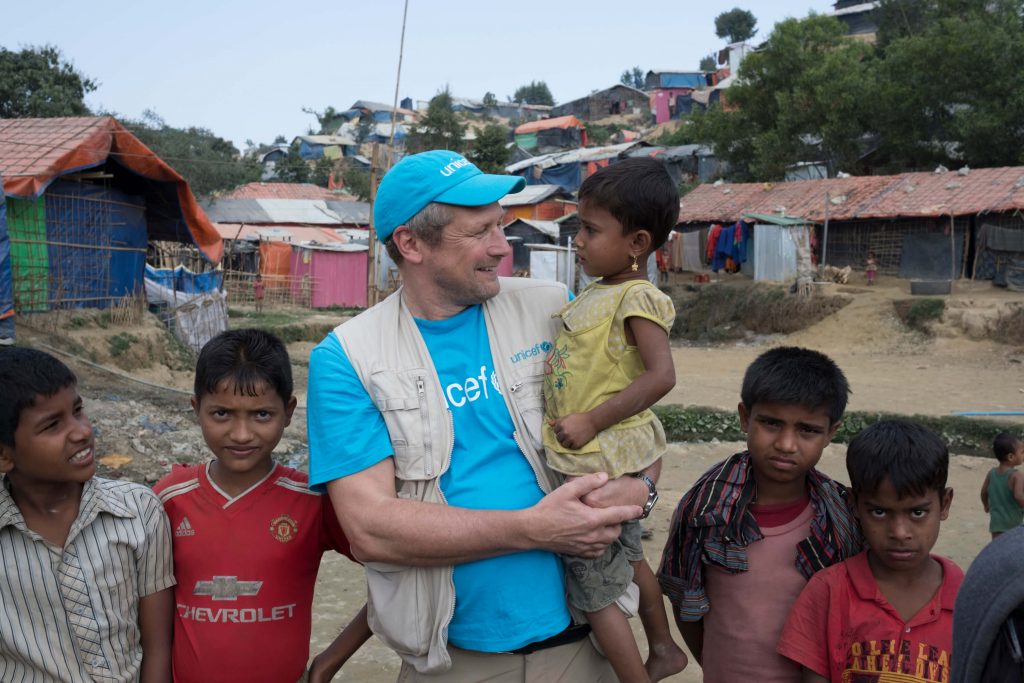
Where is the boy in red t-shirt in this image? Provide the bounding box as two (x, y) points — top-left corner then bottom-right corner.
(154, 329), (370, 683)
(778, 420), (962, 683)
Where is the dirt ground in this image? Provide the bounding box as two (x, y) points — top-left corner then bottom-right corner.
(18, 273), (1024, 682)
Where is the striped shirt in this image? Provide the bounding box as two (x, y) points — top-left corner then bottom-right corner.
(657, 451), (863, 622)
(0, 476), (175, 683)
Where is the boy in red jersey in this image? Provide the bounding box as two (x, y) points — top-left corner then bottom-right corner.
(154, 329), (369, 683)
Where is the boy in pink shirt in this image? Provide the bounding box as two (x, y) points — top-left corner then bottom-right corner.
(778, 420), (962, 682)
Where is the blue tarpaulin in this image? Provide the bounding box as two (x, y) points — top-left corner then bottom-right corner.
(145, 264), (222, 293)
(45, 181), (147, 308)
(0, 172), (14, 341)
(518, 163), (583, 194)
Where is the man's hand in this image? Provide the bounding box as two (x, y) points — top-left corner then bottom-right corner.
(526, 473), (642, 558)
(550, 412), (597, 449)
(582, 459), (661, 509)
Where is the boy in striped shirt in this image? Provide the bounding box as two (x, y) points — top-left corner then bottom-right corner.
(0, 347), (175, 683)
(657, 346), (864, 683)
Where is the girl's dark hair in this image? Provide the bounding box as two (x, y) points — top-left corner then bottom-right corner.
(0, 348), (77, 447)
(577, 158), (679, 249)
(847, 420), (949, 498)
(994, 432), (1020, 462)
(194, 329), (292, 405)
(740, 346), (850, 425)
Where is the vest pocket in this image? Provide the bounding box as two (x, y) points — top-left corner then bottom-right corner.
(364, 561), (437, 657)
(508, 360), (547, 452)
(368, 369), (438, 480)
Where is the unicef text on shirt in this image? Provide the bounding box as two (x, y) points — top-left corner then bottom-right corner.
(444, 365), (504, 408)
(509, 341), (553, 365)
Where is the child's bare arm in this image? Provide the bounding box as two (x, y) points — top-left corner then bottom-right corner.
(551, 316), (675, 449)
(138, 587), (174, 683)
(308, 603), (372, 683)
(801, 669), (829, 683)
(1011, 471), (1024, 508)
(980, 473), (990, 513)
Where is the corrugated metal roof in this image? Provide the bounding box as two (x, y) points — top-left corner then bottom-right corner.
(223, 182), (356, 201)
(202, 198), (370, 225)
(214, 223), (369, 247)
(498, 184), (566, 207)
(744, 212), (814, 226)
(508, 218), (560, 239)
(293, 134), (357, 146)
(506, 142), (641, 173)
(678, 167), (1024, 224)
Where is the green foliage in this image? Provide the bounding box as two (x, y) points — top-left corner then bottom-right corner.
(274, 142), (312, 183)
(482, 92), (498, 107)
(654, 404), (1010, 457)
(619, 66), (645, 90)
(699, 55), (717, 72)
(671, 283), (850, 341)
(469, 124), (511, 173)
(0, 45), (96, 118)
(513, 81), (555, 106)
(690, 15), (875, 180)
(407, 88), (465, 153)
(714, 8), (758, 43)
(341, 164), (372, 201)
(108, 332), (139, 357)
(586, 123), (627, 146)
(302, 105), (338, 133)
(893, 298), (945, 333)
(121, 111), (260, 197)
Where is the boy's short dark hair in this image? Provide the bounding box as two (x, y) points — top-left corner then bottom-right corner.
(846, 420), (949, 498)
(740, 346), (850, 425)
(194, 329), (293, 405)
(993, 431), (1020, 462)
(577, 157), (679, 249)
(0, 348), (77, 448)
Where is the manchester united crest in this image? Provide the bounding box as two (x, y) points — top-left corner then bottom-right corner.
(269, 514), (298, 543)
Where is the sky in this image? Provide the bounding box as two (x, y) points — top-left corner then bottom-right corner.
(2, 0), (831, 150)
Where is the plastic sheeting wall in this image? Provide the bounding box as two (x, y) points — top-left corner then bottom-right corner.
(289, 248), (368, 309)
(752, 224), (809, 283)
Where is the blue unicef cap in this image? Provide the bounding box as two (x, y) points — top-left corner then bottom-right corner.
(373, 150), (526, 242)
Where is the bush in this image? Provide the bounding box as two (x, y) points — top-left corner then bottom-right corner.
(653, 404), (1008, 457)
(671, 284), (850, 342)
(893, 298), (945, 333)
(993, 306), (1024, 346)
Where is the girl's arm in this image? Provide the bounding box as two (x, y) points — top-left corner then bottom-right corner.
(980, 473), (990, 513)
(308, 604), (372, 683)
(138, 587), (174, 683)
(551, 316), (675, 449)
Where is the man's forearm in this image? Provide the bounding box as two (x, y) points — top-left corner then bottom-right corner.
(327, 463), (640, 566)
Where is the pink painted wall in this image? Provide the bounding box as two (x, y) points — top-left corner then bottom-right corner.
(290, 248), (368, 308)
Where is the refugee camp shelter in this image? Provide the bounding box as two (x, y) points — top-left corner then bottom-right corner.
(0, 117), (220, 316)
(551, 85), (649, 121)
(0, 172), (12, 343)
(502, 218), (561, 271)
(498, 184), (574, 223)
(506, 141), (641, 193)
(645, 70), (711, 124)
(202, 183), (370, 307)
(743, 213), (816, 283)
(677, 167), (1024, 289)
(513, 116), (588, 153)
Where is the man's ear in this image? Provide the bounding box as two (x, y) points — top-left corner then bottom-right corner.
(391, 226), (425, 264)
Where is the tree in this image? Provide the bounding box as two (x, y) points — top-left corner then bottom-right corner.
(120, 110), (261, 197)
(274, 143), (311, 183)
(513, 81), (555, 106)
(714, 8), (758, 43)
(699, 55), (717, 72)
(406, 88), (465, 153)
(482, 92), (498, 107)
(690, 15), (875, 180)
(341, 164), (371, 201)
(619, 66), (645, 90)
(469, 124), (511, 174)
(302, 105), (340, 133)
(0, 45), (97, 118)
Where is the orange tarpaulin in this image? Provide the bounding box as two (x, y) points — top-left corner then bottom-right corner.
(514, 115), (584, 135)
(0, 117), (222, 262)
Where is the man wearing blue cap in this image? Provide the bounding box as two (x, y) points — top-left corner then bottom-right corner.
(307, 151), (650, 681)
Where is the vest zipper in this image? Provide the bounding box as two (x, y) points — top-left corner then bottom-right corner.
(417, 376), (433, 478)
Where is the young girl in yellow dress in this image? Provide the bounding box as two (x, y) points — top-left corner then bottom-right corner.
(543, 158), (687, 683)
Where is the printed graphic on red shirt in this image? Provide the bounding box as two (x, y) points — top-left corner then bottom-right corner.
(841, 639), (950, 682)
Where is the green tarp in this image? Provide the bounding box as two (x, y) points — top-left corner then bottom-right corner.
(5, 196), (47, 312)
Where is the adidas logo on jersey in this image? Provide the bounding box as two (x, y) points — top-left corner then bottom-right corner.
(175, 517), (196, 537)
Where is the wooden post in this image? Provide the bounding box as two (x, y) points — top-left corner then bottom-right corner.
(367, 143), (381, 307)
(821, 191), (830, 269)
(949, 214), (956, 291)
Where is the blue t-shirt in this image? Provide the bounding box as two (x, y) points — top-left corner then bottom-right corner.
(307, 305), (570, 652)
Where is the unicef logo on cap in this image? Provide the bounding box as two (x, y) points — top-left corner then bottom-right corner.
(440, 157), (472, 177)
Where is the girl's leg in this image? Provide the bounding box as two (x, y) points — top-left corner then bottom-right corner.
(632, 559), (688, 682)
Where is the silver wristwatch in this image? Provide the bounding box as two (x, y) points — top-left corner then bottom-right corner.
(632, 473), (659, 519)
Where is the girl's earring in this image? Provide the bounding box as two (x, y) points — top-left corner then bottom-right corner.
(631, 255), (639, 272)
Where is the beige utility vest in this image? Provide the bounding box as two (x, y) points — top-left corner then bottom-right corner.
(334, 277), (568, 673)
